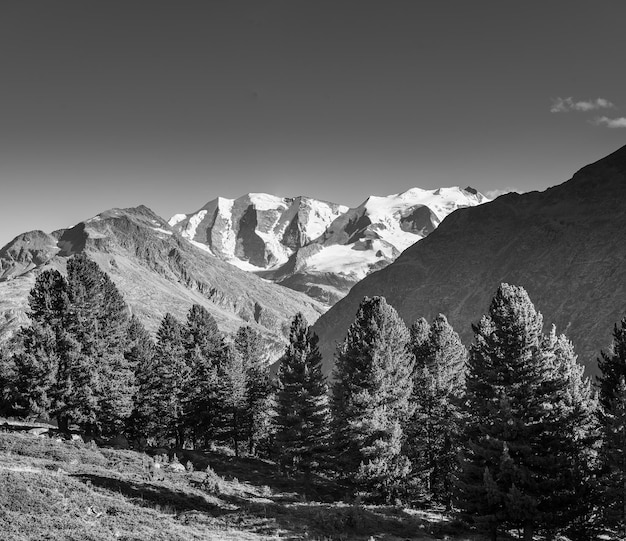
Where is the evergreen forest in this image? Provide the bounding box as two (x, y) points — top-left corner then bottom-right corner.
(1, 254), (625, 540)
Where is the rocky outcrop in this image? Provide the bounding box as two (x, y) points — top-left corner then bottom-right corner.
(312, 145), (626, 376)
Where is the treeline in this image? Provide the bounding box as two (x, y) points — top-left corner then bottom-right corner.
(1, 255), (626, 539)
(0, 254), (273, 457)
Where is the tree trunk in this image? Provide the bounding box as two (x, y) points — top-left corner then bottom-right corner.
(523, 522), (534, 541)
(57, 415), (70, 436)
(490, 524), (497, 541)
(233, 411), (239, 458)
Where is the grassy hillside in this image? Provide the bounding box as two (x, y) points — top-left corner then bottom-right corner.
(0, 427), (489, 541)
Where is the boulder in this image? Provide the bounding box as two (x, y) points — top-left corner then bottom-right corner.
(28, 427), (49, 437)
(164, 461), (186, 473)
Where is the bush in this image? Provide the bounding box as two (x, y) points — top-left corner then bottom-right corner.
(200, 465), (223, 494)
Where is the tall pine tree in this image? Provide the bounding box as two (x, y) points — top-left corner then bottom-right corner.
(215, 343), (248, 457)
(184, 305), (225, 446)
(598, 317), (626, 536)
(235, 325), (272, 455)
(143, 313), (188, 445)
(274, 313), (330, 482)
(125, 316), (156, 441)
(598, 317), (626, 411)
(456, 284), (598, 540)
(407, 314), (467, 508)
(65, 254), (133, 435)
(332, 296), (414, 502)
(13, 256), (134, 435)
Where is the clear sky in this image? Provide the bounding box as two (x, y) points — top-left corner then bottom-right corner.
(1, 1), (625, 248)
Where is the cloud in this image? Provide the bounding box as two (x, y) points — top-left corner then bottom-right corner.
(592, 116), (626, 128)
(550, 97), (615, 113)
(485, 188), (521, 200)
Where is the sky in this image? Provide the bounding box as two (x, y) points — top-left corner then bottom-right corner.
(1, 0), (625, 248)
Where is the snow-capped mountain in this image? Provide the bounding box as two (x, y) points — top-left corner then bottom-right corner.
(169, 194), (348, 271)
(170, 187), (489, 304)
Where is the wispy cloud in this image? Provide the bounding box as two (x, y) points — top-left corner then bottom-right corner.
(485, 188), (520, 200)
(550, 97), (615, 113)
(592, 116), (626, 129)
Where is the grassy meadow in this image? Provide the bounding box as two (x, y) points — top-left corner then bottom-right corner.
(0, 424), (493, 541)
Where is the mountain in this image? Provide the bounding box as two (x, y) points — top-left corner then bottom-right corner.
(0, 206), (325, 353)
(312, 144), (626, 375)
(170, 187), (488, 304)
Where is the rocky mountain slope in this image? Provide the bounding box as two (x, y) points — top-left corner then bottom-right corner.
(0, 206), (325, 353)
(312, 144), (626, 375)
(170, 187), (488, 304)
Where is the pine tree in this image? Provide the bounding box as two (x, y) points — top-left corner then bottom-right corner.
(0, 338), (17, 415)
(215, 343), (248, 457)
(13, 322), (60, 420)
(144, 313), (188, 445)
(407, 314), (467, 508)
(13, 270), (68, 423)
(184, 305), (225, 446)
(235, 325), (272, 455)
(274, 313), (330, 482)
(15, 256), (134, 435)
(598, 317), (626, 411)
(540, 328), (600, 536)
(332, 296), (414, 502)
(598, 317), (626, 536)
(600, 377), (626, 536)
(65, 254), (134, 435)
(125, 316), (156, 440)
(456, 284), (598, 539)
(27, 268), (69, 327)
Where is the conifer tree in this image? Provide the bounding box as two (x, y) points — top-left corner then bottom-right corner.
(14, 258), (134, 434)
(407, 314), (467, 508)
(598, 317), (626, 411)
(597, 317), (626, 535)
(184, 305), (225, 445)
(600, 377), (626, 536)
(274, 313), (330, 481)
(332, 296), (414, 501)
(13, 270), (68, 423)
(456, 284), (598, 540)
(65, 254), (134, 435)
(540, 328), (599, 536)
(125, 316), (156, 440)
(144, 313), (188, 445)
(215, 343), (248, 457)
(0, 339), (16, 415)
(235, 325), (272, 455)
(13, 321), (60, 420)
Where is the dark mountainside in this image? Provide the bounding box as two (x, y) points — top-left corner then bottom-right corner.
(313, 144), (626, 375)
(0, 206), (325, 352)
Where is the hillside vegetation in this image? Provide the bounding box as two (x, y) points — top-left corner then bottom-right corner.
(0, 427), (478, 541)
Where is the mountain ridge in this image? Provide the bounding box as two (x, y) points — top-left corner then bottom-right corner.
(169, 186), (488, 304)
(0, 205), (325, 354)
(312, 144), (626, 375)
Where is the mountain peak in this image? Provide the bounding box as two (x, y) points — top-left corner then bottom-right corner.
(169, 186), (488, 304)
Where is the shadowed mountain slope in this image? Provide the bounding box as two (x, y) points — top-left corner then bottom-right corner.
(313, 144), (626, 375)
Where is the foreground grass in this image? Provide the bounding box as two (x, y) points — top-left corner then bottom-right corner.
(0, 429), (483, 540)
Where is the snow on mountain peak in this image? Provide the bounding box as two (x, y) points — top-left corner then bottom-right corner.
(169, 186), (489, 304)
